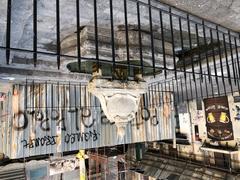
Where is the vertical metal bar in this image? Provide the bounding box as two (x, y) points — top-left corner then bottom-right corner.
(223, 33), (233, 94)
(123, 0), (130, 76)
(228, 30), (237, 85)
(56, 0), (61, 69)
(199, 74), (203, 99)
(76, 0), (81, 71)
(169, 7), (177, 80)
(202, 20), (211, 82)
(160, 10), (166, 78)
(210, 28), (220, 95)
(109, 0), (116, 78)
(180, 76), (184, 102)
(6, 0), (12, 64)
(33, 0), (37, 67)
(160, 83), (164, 105)
(187, 14), (195, 81)
(157, 83), (160, 106)
(148, 0), (155, 77)
(216, 26), (226, 95)
(172, 78), (177, 105)
(234, 37), (240, 92)
(137, 2), (143, 74)
(194, 73), (198, 99)
(184, 75), (189, 101)
(188, 74), (193, 100)
(204, 73), (209, 98)
(195, 24), (203, 81)
(94, 0), (99, 68)
(179, 17), (186, 79)
(176, 78), (180, 103)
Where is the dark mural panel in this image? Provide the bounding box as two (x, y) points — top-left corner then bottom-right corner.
(204, 96), (233, 141)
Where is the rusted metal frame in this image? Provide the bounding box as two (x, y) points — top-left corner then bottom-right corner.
(216, 26), (226, 95)
(187, 14), (195, 82)
(94, 0), (99, 69)
(76, 0), (81, 70)
(179, 17), (186, 80)
(6, 0), (12, 64)
(169, 7), (177, 80)
(124, 0), (130, 76)
(109, 0), (116, 79)
(159, 10), (166, 78)
(202, 20), (211, 82)
(210, 28), (220, 95)
(223, 33), (233, 95)
(195, 24), (203, 81)
(137, 2), (144, 74)
(33, 0), (37, 67)
(148, 0), (156, 77)
(228, 30), (237, 85)
(56, 0), (61, 69)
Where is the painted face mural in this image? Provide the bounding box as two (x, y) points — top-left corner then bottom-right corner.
(204, 96), (234, 141)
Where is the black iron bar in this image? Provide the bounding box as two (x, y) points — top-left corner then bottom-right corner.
(228, 30), (237, 85)
(188, 74), (193, 100)
(160, 10), (166, 78)
(204, 73), (209, 98)
(180, 76), (184, 102)
(193, 73), (198, 99)
(131, 0), (239, 37)
(185, 74), (189, 101)
(0, 43), (239, 81)
(234, 37), (240, 92)
(176, 78), (180, 103)
(210, 28), (220, 95)
(94, 0), (99, 69)
(202, 20), (211, 82)
(109, 0), (116, 79)
(148, 0), (156, 77)
(223, 33), (233, 94)
(124, 0), (130, 76)
(210, 71), (215, 98)
(76, 0), (81, 70)
(195, 24), (203, 81)
(187, 14), (195, 81)
(56, 0), (61, 69)
(179, 17), (186, 79)
(171, 78), (177, 105)
(160, 83), (164, 105)
(6, 0), (12, 64)
(169, 7), (177, 80)
(216, 26), (226, 95)
(33, 0), (37, 67)
(137, 2), (144, 74)
(199, 74), (203, 99)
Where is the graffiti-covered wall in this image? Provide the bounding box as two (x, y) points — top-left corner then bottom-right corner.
(0, 80), (174, 159)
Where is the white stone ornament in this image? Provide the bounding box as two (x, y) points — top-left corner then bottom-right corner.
(88, 78), (147, 139)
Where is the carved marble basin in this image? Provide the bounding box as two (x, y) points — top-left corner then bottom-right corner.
(88, 78), (147, 138)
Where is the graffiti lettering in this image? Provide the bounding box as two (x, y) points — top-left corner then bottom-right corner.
(14, 107), (160, 131)
(21, 135), (58, 149)
(64, 130), (100, 144)
(13, 111), (28, 131)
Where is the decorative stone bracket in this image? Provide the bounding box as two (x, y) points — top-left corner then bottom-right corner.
(88, 77), (147, 139)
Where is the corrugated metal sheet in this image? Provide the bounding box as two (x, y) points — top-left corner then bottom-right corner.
(0, 167), (25, 180)
(0, 80), (174, 159)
